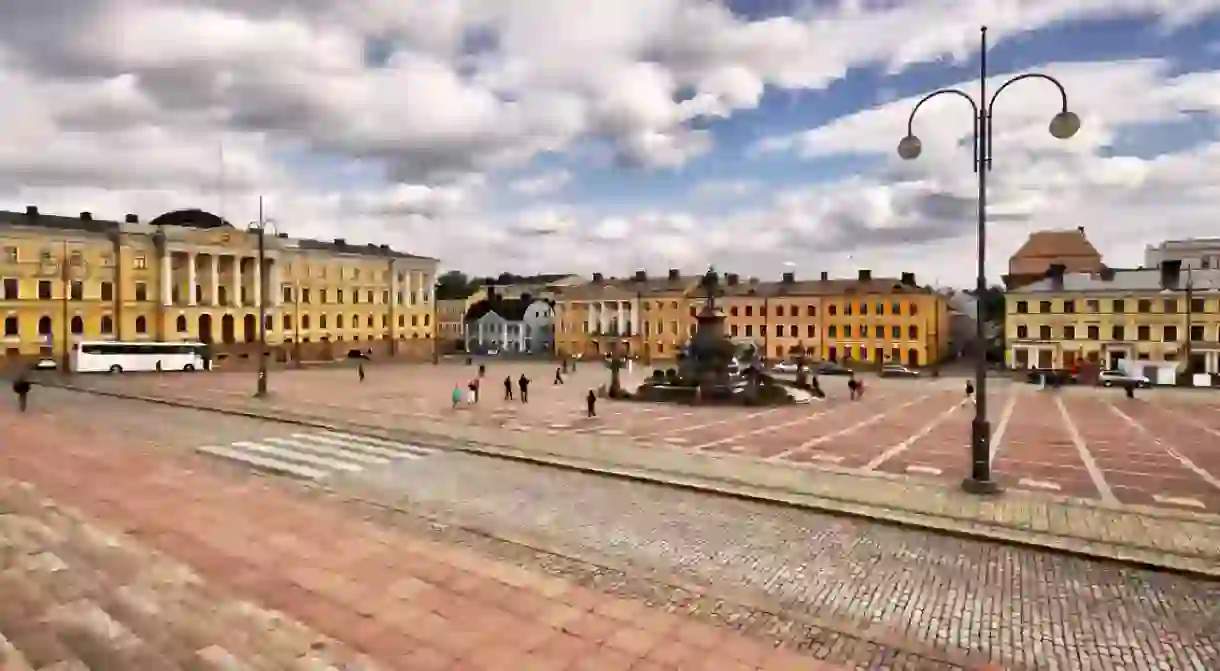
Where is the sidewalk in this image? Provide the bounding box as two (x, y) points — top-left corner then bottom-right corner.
(46, 378), (1220, 578)
(0, 414), (852, 670)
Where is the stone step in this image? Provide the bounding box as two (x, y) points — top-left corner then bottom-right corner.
(196, 445), (329, 480)
(0, 478), (378, 671)
(229, 441), (367, 473)
(308, 431), (434, 459)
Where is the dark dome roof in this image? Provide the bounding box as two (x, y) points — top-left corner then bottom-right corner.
(147, 209), (232, 229)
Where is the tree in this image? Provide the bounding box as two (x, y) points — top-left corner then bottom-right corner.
(435, 270), (472, 300)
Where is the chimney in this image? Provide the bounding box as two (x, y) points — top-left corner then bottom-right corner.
(1077, 226), (1085, 235)
(1160, 259), (1182, 289)
(820, 271), (828, 281)
(592, 272), (604, 283)
(278, 232), (288, 239)
(124, 214), (138, 223)
(633, 270), (647, 281)
(333, 238), (346, 246)
(1099, 266), (1115, 281)
(726, 273), (739, 286)
(901, 272), (915, 286)
(79, 212), (92, 221)
(782, 271), (795, 283)
(857, 269), (871, 281)
(25, 205), (38, 216)
(379, 243), (390, 250)
(667, 268), (679, 281)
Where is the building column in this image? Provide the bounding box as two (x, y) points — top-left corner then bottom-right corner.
(586, 303), (594, 334)
(253, 257), (263, 309)
(187, 252), (197, 306)
(160, 250), (173, 306)
(209, 255), (220, 306)
(232, 257), (243, 307)
(520, 324), (527, 352)
(601, 302), (610, 334)
(617, 303), (625, 335)
(271, 260), (281, 306)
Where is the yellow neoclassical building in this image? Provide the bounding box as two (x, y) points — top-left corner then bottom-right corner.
(553, 268), (950, 366)
(1006, 263), (1220, 374)
(0, 206), (439, 368)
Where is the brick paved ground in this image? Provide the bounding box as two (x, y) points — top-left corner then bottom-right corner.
(56, 363), (1220, 514)
(1, 408), (859, 670)
(9, 385), (1220, 670)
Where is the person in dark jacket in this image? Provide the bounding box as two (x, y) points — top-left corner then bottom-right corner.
(586, 389), (597, 417)
(554, 367), (564, 385)
(12, 375), (31, 413)
(518, 374), (530, 403)
(504, 375), (513, 400)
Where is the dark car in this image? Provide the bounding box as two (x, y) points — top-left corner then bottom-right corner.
(880, 364), (920, 378)
(815, 362), (853, 376)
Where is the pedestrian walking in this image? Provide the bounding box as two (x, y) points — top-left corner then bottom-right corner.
(1124, 380), (1136, 399)
(451, 384), (463, 409)
(468, 377), (480, 404)
(847, 376), (858, 401)
(554, 367), (564, 385)
(855, 378), (866, 400)
(965, 380), (975, 402)
(504, 375), (513, 400)
(358, 360), (366, 382)
(586, 389), (597, 417)
(478, 364), (486, 378)
(12, 374), (31, 413)
(518, 374), (530, 403)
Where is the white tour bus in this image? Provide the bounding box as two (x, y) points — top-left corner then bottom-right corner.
(71, 341), (208, 373)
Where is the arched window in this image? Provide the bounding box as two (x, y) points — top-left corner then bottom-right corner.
(135, 316), (147, 334)
(176, 315), (187, 332)
(335, 314), (343, 328)
(70, 316), (84, 334)
(100, 315), (114, 334)
(37, 316), (52, 335)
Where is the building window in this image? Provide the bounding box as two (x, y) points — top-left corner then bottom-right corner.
(1137, 300), (1151, 313)
(1086, 300), (1099, 312)
(827, 325), (836, 338)
(302, 315), (311, 329)
(353, 292), (360, 305)
(1163, 299), (1177, 313)
(828, 305), (836, 316)
(844, 325), (852, 337)
(730, 325), (738, 337)
(875, 302), (884, 315)
(100, 315), (113, 334)
(2, 278), (17, 300)
(368, 315), (375, 328)
(38, 316), (51, 335)
(135, 316), (147, 334)
(859, 303), (868, 316)
(907, 325), (918, 339)
(424, 314), (430, 327)
(1191, 298), (1205, 313)
(283, 315), (292, 330)
(744, 325), (753, 337)
(283, 286), (293, 303)
(1190, 325), (1205, 341)
(1063, 300), (1075, 314)
(807, 305), (816, 317)
(1064, 326), (1075, 339)
(1164, 325), (1178, 342)
(3, 247), (16, 263)
(1016, 325), (1028, 338)
(1039, 301), (1052, 313)
(133, 255), (147, 269)
(1112, 325), (1125, 340)
(135, 283), (148, 301)
(730, 307), (738, 317)
(844, 304), (853, 316)
(909, 303), (918, 316)
(320, 315), (328, 329)
(1039, 325), (1051, 340)
(1016, 301), (1028, 314)
(398, 315), (405, 327)
(1112, 300), (1125, 313)
(1087, 325), (1099, 340)
(807, 324), (815, 338)
(337, 314), (345, 328)
(176, 315), (187, 332)
(776, 305), (785, 317)
(1137, 325), (1150, 341)
(774, 325), (782, 337)
(889, 325), (899, 339)
(69, 281), (83, 300)
(38, 281), (52, 300)
(101, 282), (113, 301)
(3, 316), (17, 336)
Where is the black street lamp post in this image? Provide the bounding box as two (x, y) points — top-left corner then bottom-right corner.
(249, 197), (278, 398)
(897, 25), (1081, 495)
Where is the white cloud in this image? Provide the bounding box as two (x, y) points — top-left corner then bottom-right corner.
(2, 0), (1220, 283)
(508, 169), (572, 196)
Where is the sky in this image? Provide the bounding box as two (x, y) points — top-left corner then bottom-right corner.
(2, 1), (1220, 287)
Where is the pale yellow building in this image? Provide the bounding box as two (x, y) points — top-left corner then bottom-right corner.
(1006, 263), (1220, 374)
(0, 206), (438, 368)
(553, 268), (950, 366)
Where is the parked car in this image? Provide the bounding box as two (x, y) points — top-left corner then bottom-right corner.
(771, 361), (806, 374)
(33, 358), (57, 370)
(1098, 370), (1151, 388)
(880, 364), (919, 378)
(814, 362), (853, 376)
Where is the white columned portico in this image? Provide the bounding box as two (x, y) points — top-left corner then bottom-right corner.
(586, 303), (595, 334)
(253, 257), (263, 309)
(232, 257), (243, 307)
(617, 303), (625, 335)
(501, 323), (509, 350)
(600, 302), (610, 334)
(210, 255), (220, 306)
(160, 251), (172, 306)
(187, 252), (197, 306)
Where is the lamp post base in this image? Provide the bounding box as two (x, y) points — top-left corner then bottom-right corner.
(960, 477), (1001, 495)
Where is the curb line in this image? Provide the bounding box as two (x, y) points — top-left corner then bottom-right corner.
(42, 381), (1220, 582)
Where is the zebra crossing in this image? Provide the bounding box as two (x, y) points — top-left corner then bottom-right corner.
(197, 430), (437, 480)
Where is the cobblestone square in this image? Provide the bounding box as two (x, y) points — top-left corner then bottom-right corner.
(56, 361), (1220, 514)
